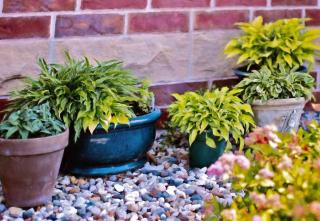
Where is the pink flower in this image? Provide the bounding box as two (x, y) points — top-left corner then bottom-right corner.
(258, 168), (274, 179)
(310, 202), (320, 219)
(252, 215), (262, 221)
(235, 155), (250, 170)
(292, 205), (306, 218)
(221, 209), (237, 220)
(314, 158), (320, 170)
(267, 194), (281, 208)
(278, 155), (292, 170)
(207, 161), (224, 176)
(250, 192), (267, 209)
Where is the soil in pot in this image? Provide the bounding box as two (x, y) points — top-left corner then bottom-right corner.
(189, 132), (226, 168)
(252, 98), (305, 132)
(0, 129), (69, 207)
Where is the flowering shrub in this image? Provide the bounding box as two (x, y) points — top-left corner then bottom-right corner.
(205, 122), (320, 221)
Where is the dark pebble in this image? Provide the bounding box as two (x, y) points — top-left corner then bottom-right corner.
(153, 208), (166, 216)
(77, 208), (87, 218)
(0, 204), (6, 213)
(80, 183), (90, 190)
(141, 193), (154, 202)
(184, 189), (195, 195)
(191, 194), (203, 201)
(47, 214), (57, 220)
(22, 209), (34, 219)
(156, 192), (170, 199)
(53, 200), (61, 207)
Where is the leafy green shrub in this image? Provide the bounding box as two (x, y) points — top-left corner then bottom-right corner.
(168, 87), (255, 150)
(0, 102), (65, 139)
(235, 66), (315, 103)
(6, 53), (153, 141)
(224, 16), (320, 71)
(205, 122), (320, 221)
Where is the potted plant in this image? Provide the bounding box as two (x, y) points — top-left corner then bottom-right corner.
(168, 87), (255, 168)
(224, 16), (320, 78)
(6, 53), (161, 176)
(235, 66), (314, 131)
(0, 102), (68, 207)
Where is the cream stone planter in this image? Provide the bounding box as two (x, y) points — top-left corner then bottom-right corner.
(252, 98), (305, 131)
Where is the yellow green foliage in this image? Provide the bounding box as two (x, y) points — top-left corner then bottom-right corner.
(225, 16), (320, 71)
(206, 122), (320, 221)
(168, 87), (255, 151)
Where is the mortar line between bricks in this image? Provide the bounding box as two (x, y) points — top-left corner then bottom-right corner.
(302, 8), (306, 19)
(249, 8), (254, 21)
(0, 6), (319, 18)
(266, 0), (271, 7)
(49, 14), (56, 39)
(187, 11), (195, 80)
(0, 0), (3, 14)
(75, 0), (81, 11)
(210, 0), (215, 8)
(318, 0), (320, 6)
(146, 0), (152, 10)
(124, 13), (129, 35)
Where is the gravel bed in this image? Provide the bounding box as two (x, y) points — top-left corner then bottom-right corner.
(0, 134), (234, 221)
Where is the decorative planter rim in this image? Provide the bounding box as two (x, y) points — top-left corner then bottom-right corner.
(252, 97), (305, 106)
(95, 107), (161, 131)
(0, 128), (69, 156)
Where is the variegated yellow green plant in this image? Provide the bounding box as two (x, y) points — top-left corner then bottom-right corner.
(225, 16), (320, 71)
(205, 122), (320, 221)
(6, 52), (153, 141)
(168, 87), (255, 151)
(235, 65), (315, 103)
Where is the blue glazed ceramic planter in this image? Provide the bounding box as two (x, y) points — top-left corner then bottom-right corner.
(63, 108), (161, 176)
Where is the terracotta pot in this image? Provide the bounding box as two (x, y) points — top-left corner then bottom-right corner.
(0, 129), (69, 207)
(252, 98), (305, 131)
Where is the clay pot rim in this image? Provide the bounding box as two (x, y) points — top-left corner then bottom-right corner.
(252, 97), (305, 106)
(0, 128), (69, 156)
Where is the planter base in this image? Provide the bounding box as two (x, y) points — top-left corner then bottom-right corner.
(66, 158), (146, 176)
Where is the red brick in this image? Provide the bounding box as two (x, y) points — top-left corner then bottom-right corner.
(55, 14), (124, 38)
(129, 12), (189, 33)
(254, 10), (302, 22)
(0, 16), (50, 39)
(306, 10), (320, 26)
(216, 0), (266, 6)
(82, 0), (147, 9)
(272, 0), (317, 6)
(3, 0), (75, 12)
(152, 0), (210, 8)
(195, 10), (249, 30)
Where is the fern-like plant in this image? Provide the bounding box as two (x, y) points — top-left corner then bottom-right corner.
(0, 102), (65, 139)
(168, 87), (255, 151)
(6, 53), (153, 141)
(225, 16), (320, 71)
(235, 66), (315, 103)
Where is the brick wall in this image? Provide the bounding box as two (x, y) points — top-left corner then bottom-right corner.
(0, 0), (319, 95)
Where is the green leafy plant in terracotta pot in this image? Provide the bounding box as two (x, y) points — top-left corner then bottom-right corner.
(225, 16), (320, 78)
(168, 87), (255, 168)
(0, 102), (68, 207)
(6, 53), (161, 176)
(205, 122), (320, 221)
(235, 65), (315, 131)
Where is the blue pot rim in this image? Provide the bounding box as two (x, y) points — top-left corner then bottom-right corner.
(95, 107), (161, 131)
